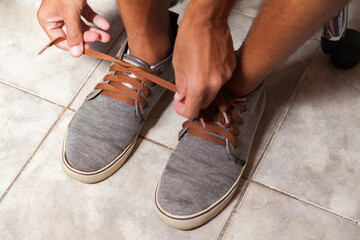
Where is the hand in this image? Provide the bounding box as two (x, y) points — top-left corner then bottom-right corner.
(37, 0), (111, 57)
(173, 0), (236, 119)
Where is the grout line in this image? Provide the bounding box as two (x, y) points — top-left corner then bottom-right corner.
(139, 136), (174, 151)
(0, 28), (126, 204)
(231, 9), (256, 19)
(0, 80), (68, 109)
(252, 180), (360, 226)
(250, 45), (320, 179)
(0, 109), (67, 204)
(218, 45), (321, 238)
(218, 180), (251, 240)
(311, 35), (321, 41)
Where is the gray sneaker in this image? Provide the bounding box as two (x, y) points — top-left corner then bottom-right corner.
(62, 15), (178, 183)
(155, 83), (266, 229)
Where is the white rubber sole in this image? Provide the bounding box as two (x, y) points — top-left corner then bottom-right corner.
(62, 120), (138, 184)
(155, 168), (243, 230)
(155, 91), (266, 230)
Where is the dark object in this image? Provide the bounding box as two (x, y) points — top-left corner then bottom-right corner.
(321, 29), (360, 69)
(321, 5), (360, 69)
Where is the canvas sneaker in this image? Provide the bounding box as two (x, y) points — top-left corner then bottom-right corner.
(155, 83), (266, 229)
(42, 13), (179, 183)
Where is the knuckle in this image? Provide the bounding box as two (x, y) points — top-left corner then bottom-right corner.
(210, 79), (222, 89)
(225, 70), (233, 81)
(67, 32), (82, 40)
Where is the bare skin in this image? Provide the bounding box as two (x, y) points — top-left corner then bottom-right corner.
(223, 0), (350, 97)
(38, 0), (350, 118)
(116, 0), (175, 66)
(37, 0), (111, 57)
(173, 0), (236, 118)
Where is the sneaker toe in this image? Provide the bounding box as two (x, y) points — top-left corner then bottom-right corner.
(157, 134), (242, 216)
(64, 95), (140, 172)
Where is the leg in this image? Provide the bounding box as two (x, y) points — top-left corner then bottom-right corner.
(224, 0), (350, 97)
(116, 0), (174, 65)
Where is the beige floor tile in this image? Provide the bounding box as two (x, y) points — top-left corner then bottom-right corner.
(222, 183), (360, 240)
(348, 0), (360, 31)
(0, 0), (123, 106)
(0, 110), (244, 240)
(245, 38), (319, 177)
(254, 50), (360, 221)
(0, 83), (63, 198)
(233, 0), (263, 18)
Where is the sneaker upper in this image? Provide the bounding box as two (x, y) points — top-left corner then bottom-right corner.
(65, 37), (175, 173)
(157, 83), (265, 216)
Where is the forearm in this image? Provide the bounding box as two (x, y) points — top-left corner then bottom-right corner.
(231, 0), (349, 93)
(185, 0), (235, 24)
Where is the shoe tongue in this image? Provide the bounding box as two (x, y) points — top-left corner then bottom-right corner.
(122, 54), (151, 69)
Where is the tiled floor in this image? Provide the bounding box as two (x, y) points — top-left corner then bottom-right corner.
(1, 0), (360, 239)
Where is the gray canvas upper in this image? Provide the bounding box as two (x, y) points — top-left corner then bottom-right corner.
(157, 83), (265, 215)
(65, 39), (174, 172)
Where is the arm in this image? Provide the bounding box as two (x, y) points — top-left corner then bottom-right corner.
(173, 0), (236, 118)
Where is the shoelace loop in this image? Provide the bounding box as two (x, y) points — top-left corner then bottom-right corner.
(39, 37), (176, 108)
(40, 37), (246, 148)
(183, 94), (246, 147)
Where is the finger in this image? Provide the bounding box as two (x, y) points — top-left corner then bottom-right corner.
(175, 86), (203, 119)
(63, 9), (83, 57)
(44, 26), (69, 51)
(83, 31), (101, 43)
(83, 27), (111, 43)
(38, 14), (68, 51)
(82, 4), (110, 31)
(200, 84), (221, 109)
(200, 90), (217, 110)
(174, 67), (186, 102)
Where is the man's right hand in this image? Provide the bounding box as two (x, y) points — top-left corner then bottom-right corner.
(37, 0), (111, 57)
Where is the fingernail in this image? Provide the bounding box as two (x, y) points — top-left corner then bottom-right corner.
(174, 92), (179, 101)
(70, 45), (82, 57)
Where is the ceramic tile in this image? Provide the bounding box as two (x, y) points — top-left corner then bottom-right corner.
(140, 90), (186, 149)
(348, 0), (360, 31)
(233, 0), (263, 18)
(0, 83), (63, 198)
(254, 50), (360, 221)
(244, 38), (319, 177)
(228, 11), (255, 50)
(0, 110), (244, 240)
(0, 0), (123, 106)
(223, 183), (360, 240)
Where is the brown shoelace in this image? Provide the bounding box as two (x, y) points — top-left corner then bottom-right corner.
(39, 37), (245, 148)
(39, 37), (176, 108)
(183, 94), (246, 147)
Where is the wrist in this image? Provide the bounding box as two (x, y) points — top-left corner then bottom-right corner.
(186, 0), (235, 25)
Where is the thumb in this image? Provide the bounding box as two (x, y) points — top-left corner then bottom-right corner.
(174, 69), (186, 102)
(63, 9), (83, 58)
